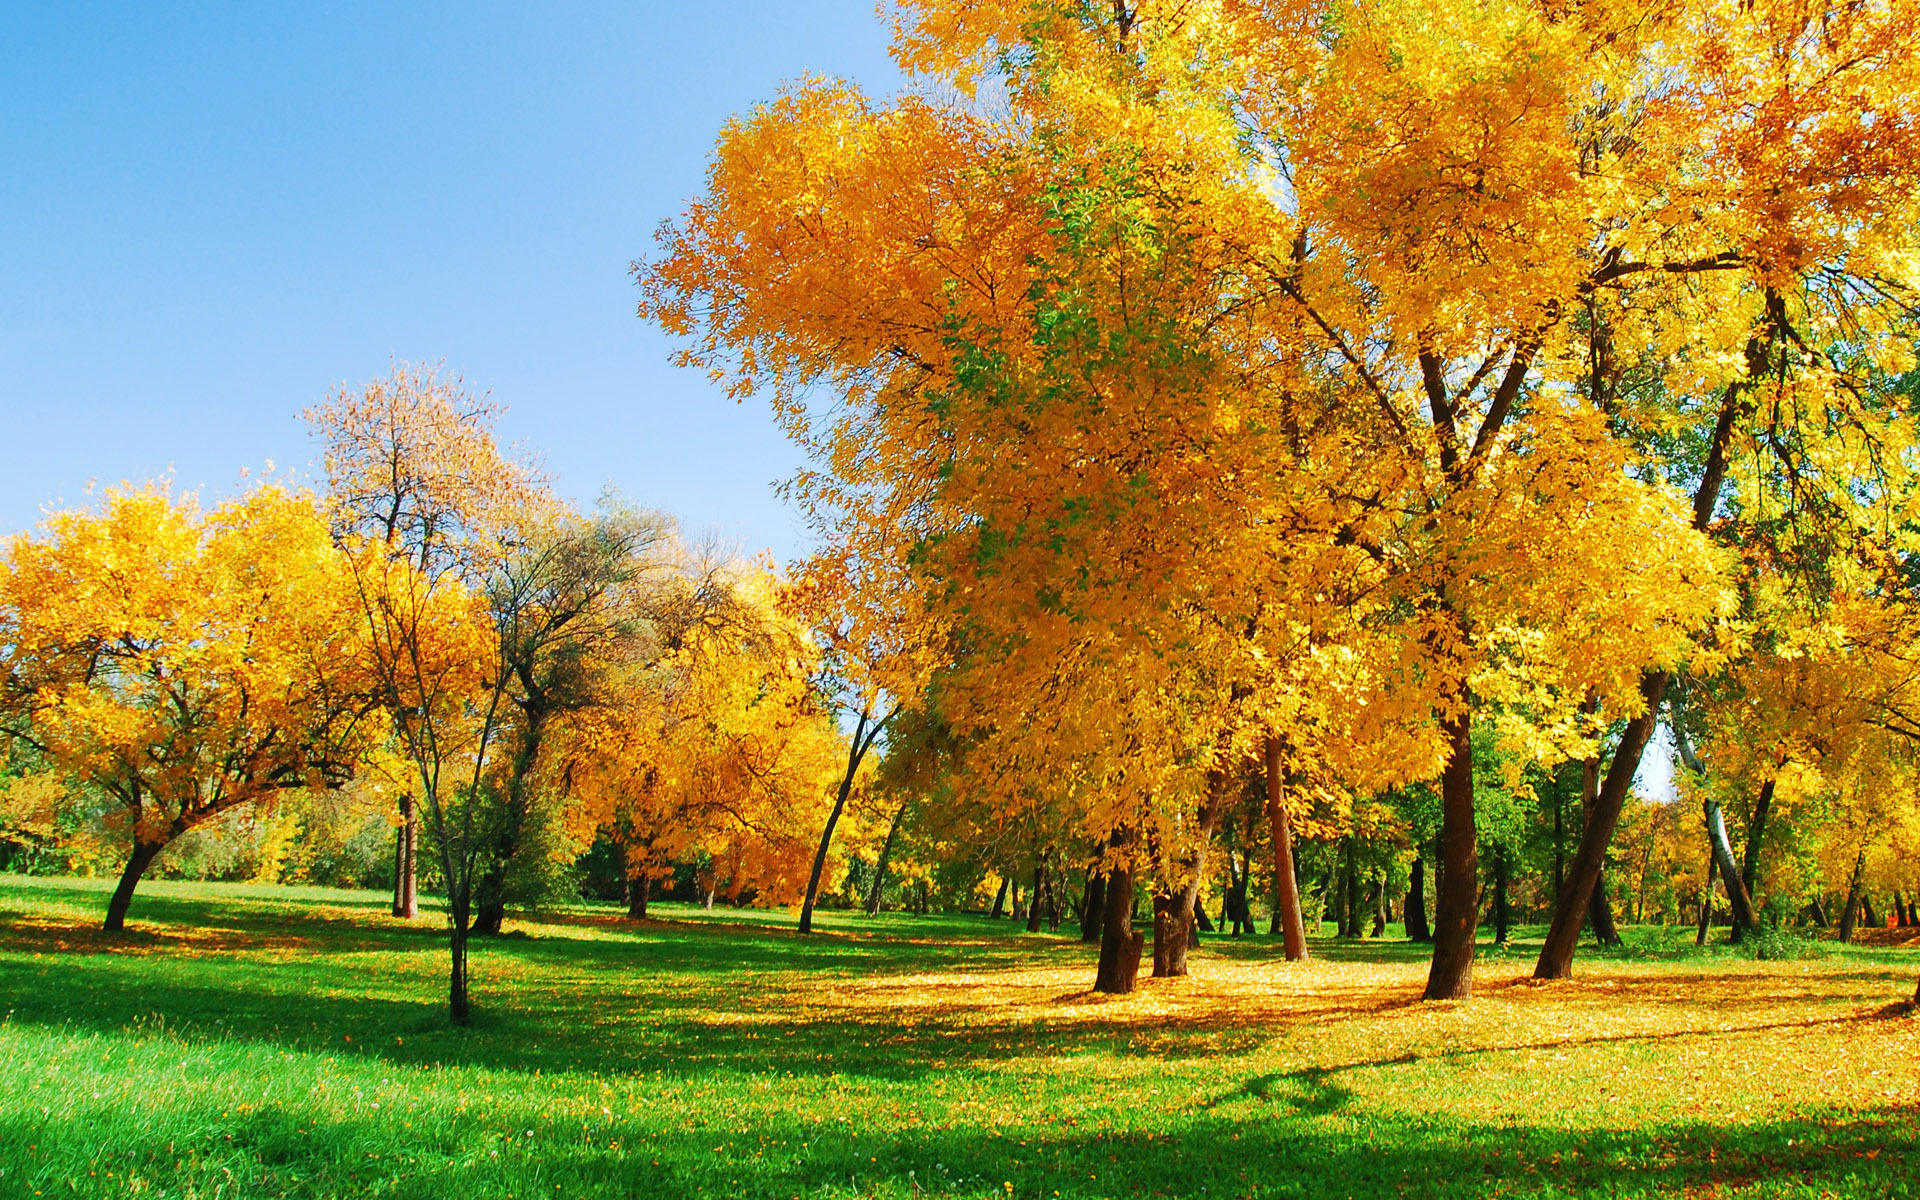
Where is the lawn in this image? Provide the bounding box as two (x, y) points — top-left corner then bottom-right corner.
(1, 875), (1915, 1199)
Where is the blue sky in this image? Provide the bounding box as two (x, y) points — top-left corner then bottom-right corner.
(1, 1), (904, 564)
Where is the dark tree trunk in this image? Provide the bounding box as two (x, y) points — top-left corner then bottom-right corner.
(1839, 847), (1866, 943)
(1194, 895), (1215, 934)
(448, 921), (470, 1025)
(1150, 785), (1225, 978)
(1863, 892), (1880, 930)
(1405, 852), (1432, 942)
(1695, 846), (1716, 947)
(991, 875), (1010, 919)
(800, 705), (883, 935)
(865, 800), (910, 916)
(1588, 869), (1623, 948)
(1535, 367), (1751, 980)
(104, 840), (166, 932)
(391, 794), (418, 919)
(1370, 872), (1388, 938)
(1493, 847), (1511, 945)
(1805, 895), (1828, 927)
(1341, 838), (1362, 938)
(1079, 871), (1105, 943)
(1265, 735), (1310, 961)
(1026, 864), (1046, 934)
(1705, 799), (1760, 937)
(1740, 778), (1775, 907)
(1425, 708), (1479, 1001)
(1094, 833), (1143, 995)
(626, 872), (650, 919)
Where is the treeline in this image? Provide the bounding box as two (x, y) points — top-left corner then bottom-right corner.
(0, 368), (886, 1021)
(635, 0), (1920, 1004)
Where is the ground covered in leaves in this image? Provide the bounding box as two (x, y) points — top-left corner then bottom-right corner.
(1, 876), (1915, 1198)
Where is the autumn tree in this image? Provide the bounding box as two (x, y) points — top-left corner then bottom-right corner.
(0, 485), (377, 930)
(307, 362), (536, 920)
(311, 366), (546, 1023)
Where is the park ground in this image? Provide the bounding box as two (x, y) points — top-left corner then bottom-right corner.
(0, 876), (1916, 1199)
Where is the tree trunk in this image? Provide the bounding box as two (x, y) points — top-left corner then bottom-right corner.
(1094, 832), (1143, 994)
(1534, 371), (1751, 980)
(1704, 798), (1760, 935)
(448, 920), (471, 1026)
(1863, 892), (1880, 930)
(1264, 735), (1310, 961)
(865, 799), (910, 916)
(1371, 872), (1388, 938)
(1424, 707), (1479, 1001)
(1493, 847), (1511, 945)
(1589, 869), (1623, 947)
(1150, 786), (1225, 978)
(1405, 852), (1432, 942)
(991, 876), (1010, 919)
(801, 708), (876, 936)
(626, 872), (650, 920)
(104, 840), (166, 932)
(1079, 871), (1104, 943)
(391, 794), (418, 919)
(1740, 778), (1775, 909)
(1805, 895), (1828, 927)
(1695, 846), (1716, 947)
(1026, 864), (1046, 934)
(1341, 838), (1362, 938)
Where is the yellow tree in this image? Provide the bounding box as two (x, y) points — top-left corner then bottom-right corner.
(307, 361), (537, 919)
(639, 0), (1749, 1002)
(0, 485), (377, 930)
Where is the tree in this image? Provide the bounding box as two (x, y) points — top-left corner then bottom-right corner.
(307, 362), (536, 921)
(0, 485), (376, 930)
(312, 365), (546, 1023)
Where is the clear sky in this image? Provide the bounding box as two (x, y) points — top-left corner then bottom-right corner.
(1, 1), (904, 564)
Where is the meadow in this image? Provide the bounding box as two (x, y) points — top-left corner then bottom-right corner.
(1, 875), (1916, 1199)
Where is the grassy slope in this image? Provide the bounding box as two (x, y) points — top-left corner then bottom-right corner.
(0, 875), (1916, 1199)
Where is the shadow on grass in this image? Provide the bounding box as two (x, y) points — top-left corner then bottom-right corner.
(5, 1095), (1916, 1199)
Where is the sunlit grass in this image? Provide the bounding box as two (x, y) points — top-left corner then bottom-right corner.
(1, 874), (1915, 1198)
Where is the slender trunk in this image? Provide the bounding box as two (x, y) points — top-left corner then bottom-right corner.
(1371, 872), (1388, 938)
(1493, 847), (1511, 945)
(1704, 799), (1760, 934)
(1079, 871), (1105, 943)
(991, 876), (1010, 919)
(1405, 853), (1432, 942)
(626, 873), (650, 920)
(1695, 846), (1716, 947)
(1740, 779), (1775, 906)
(1424, 707), (1479, 1001)
(1805, 895), (1828, 928)
(448, 922), (470, 1025)
(1535, 363), (1753, 980)
(1026, 864), (1046, 934)
(864, 800), (910, 916)
(104, 840), (166, 932)
(1838, 848), (1865, 943)
(1193, 894), (1214, 935)
(1094, 831), (1143, 995)
(800, 708), (875, 936)
(1341, 838), (1362, 938)
(1264, 735), (1310, 961)
(1862, 892), (1880, 930)
(391, 794), (418, 919)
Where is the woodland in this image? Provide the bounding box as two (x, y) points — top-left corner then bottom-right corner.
(4, 0), (1920, 1195)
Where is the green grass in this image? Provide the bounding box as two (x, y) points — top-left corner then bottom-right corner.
(1, 875), (1916, 1198)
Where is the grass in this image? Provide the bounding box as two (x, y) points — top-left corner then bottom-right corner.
(1, 875), (1916, 1198)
